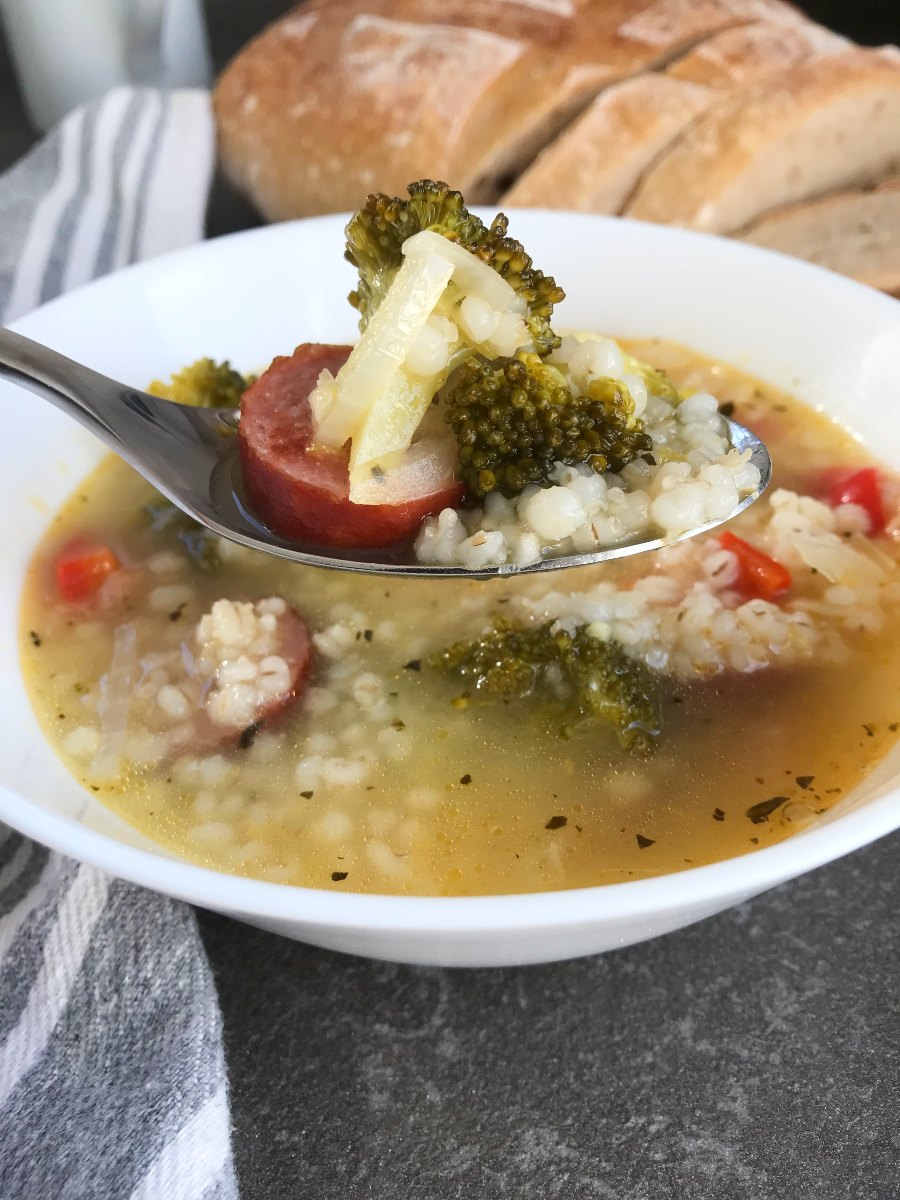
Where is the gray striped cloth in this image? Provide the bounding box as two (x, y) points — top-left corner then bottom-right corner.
(0, 89), (238, 1199)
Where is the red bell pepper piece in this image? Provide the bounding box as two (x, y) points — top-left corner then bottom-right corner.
(719, 531), (791, 600)
(826, 467), (885, 534)
(55, 541), (120, 603)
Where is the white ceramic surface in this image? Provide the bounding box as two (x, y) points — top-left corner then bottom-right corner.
(2, 213), (899, 967)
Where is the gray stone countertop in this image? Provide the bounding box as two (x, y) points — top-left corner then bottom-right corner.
(198, 830), (899, 1199)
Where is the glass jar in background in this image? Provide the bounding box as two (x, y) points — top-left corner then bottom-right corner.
(0, 0), (212, 131)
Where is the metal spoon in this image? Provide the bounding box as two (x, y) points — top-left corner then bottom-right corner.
(0, 327), (771, 579)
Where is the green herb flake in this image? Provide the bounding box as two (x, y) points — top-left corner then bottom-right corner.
(863, 724), (875, 738)
(300, 790), (314, 799)
(28, 630), (42, 647)
(545, 815), (567, 830)
(712, 808), (725, 822)
(636, 834), (655, 849)
(168, 603), (187, 622)
(795, 775), (815, 790)
(363, 629), (373, 642)
(331, 871), (349, 882)
(746, 795), (788, 824)
(404, 659), (422, 672)
(391, 718), (406, 731)
(459, 773), (472, 786)
(238, 721), (263, 749)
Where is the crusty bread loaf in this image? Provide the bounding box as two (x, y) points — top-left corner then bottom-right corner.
(214, 0), (805, 220)
(739, 178), (900, 292)
(626, 48), (900, 233)
(214, 1), (900, 296)
(504, 18), (845, 212)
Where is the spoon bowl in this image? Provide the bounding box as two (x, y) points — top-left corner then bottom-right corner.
(0, 326), (771, 577)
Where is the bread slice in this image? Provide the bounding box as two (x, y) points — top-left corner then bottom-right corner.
(462, 0), (809, 200)
(502, 75), (712, 211)
(667, 15), (846, 87)
(504, 18), (843, 212)
(626, 48), (900, 233)
(214, 0), (805, 221)
(739, 177), (900, 292)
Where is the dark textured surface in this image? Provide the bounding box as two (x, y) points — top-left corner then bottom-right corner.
(198, 830), (900, 1200)
(2, 3), (900, 1197)
(0, 17), (36, 171)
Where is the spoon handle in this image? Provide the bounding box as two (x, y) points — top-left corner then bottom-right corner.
(0, 326), (136, 448)
(0, 324), (246, 530)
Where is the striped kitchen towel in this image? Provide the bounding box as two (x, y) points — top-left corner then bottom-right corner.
(0, 89), (238, 1199)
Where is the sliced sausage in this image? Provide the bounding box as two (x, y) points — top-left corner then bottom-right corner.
(239, 343), (464, 549)
(172, 598), (314, 755)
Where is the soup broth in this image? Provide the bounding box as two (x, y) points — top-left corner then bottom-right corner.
(20, 342), (900, 895)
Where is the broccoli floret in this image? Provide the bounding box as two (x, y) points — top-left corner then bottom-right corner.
(344, 180), (564, 355)
(148, 358), (253, 409)
(444, 353), (653, 499)
(557, 629), (661, 755)
(142, 497), (222, 567)
(430, 619), (661, 755)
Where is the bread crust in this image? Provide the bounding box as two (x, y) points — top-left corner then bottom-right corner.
(503, 74), (712, 211)
(668, 15), (846, 87)
(626, 48), (900, 232)
(504, 17), (844, 212)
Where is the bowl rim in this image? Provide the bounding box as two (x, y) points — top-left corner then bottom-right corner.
(3, 210), (900, 933)
(2, 780), (899, 931)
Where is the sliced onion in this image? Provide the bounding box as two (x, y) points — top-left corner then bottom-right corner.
(402, 230), (526, 315)
(90, 622), (138, 781)
(313, 251), (453, 449)
(349, 437), (458, 505)
(791, 533), (885, 586)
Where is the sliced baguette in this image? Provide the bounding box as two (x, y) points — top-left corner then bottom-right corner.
(464, 0), (808, 200)
(504, 18), (844, 212)
(214, 0), (804, 221)
(667, 14), (846, 87)
(626, 47), (900, 233)
(739, 178), (900, 292)
(502, 75), (712, 211)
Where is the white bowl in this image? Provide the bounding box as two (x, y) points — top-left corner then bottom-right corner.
(2, 213), (900, 967)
